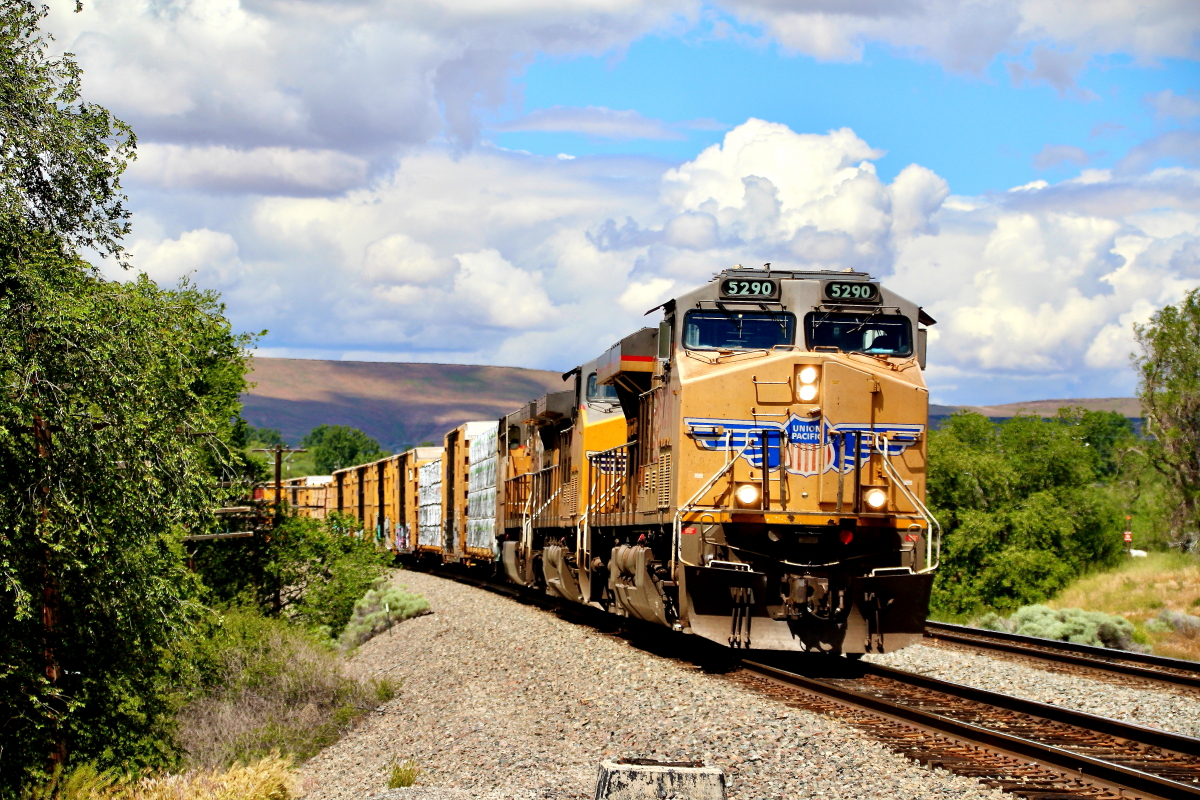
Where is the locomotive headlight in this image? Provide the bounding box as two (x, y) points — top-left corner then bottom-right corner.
(865, 488), (888, 509)
(735, 484), (760, 506)
(799, 366), (818, 385)
(798, 384), (818, 402)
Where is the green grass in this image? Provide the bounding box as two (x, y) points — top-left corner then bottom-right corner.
(1046, 551), (1200, 660)
(247, 448), (323, 479)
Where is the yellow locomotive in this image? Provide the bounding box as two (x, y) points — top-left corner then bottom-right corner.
(301, 265), (939, 655)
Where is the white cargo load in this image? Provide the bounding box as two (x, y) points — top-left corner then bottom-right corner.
(417, 458), (443, 549)
(465, 421), (499, 552)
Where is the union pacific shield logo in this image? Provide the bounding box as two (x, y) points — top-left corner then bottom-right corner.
(684, 415), (923, 476)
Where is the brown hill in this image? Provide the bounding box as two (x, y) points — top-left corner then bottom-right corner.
(241, 357), (570, 450)
(931, 397), (1141, 420)
(243, 357), (1142, 449)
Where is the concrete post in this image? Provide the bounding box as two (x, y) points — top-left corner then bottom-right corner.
(594, 758), (726, 800)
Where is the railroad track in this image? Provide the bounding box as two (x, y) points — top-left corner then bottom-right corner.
(420, 564), (1200, 799)
(924, 621), (1200, 691)
(738, 657), (1200, 800)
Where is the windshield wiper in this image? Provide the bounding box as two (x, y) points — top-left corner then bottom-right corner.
(713, 302), (745, 338)
(845, 307), (885, 334)
(756, 302), (788, 333)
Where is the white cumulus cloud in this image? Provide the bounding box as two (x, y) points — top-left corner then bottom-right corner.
(721, 0), (1200, 77)
(131, 145), (370, 195)
(117, 119), (1200, 405)
(494, 106), (687, 140)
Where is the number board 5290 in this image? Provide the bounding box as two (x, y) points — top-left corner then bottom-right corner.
(824, 281), (880, 303)
(720, 278), (778, 299)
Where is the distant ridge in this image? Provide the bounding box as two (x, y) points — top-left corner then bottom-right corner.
(931, 397), (1141, 420)
(241, 357), (570, 450)
(241, 357), (1142, 448)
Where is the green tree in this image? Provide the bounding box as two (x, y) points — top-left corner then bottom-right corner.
(0, 2), (254, 786)
(302, 424), (387, 473)
(244, 424), (284, 447)
(928, 410), (1125, 617)
(1134, 288), (1200, 550)
(0, 229), (254, 789)
(192, 514), (391, 635)
(0, 0), (135, 262)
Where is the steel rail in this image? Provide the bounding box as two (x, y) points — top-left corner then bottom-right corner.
(925, 620), (1200, 690)
(743, 659), (1200, 800)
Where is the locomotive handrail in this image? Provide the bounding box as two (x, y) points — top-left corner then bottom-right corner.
(873, 433), (942, 572)
(525, 464), (565, 530)
(585, 442), (634, 526)
(518, 478), (535, 552)
(672, 437), (754, 571)
(581, 444), (630, 568)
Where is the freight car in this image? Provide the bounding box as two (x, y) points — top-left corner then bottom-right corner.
(309, 265), (940, 655)
(258, 475), (331, 519)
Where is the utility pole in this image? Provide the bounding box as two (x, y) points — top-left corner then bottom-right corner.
(252, 444), (306, 614)
(32, 414), (65, 768)
(253, 444), (307, 523)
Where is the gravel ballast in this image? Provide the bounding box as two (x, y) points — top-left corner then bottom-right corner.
(866, 643), (1200, 739)
(299, 571), (1002, 800)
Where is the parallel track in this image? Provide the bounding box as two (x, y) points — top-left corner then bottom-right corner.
(420, 564), (1200, 799)
(740, 658), (1200, 800)
(924, 621), (1200, 691)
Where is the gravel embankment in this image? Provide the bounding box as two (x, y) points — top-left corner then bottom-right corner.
(300, 571), (1003, 800)
(865, 644), (1200, 738)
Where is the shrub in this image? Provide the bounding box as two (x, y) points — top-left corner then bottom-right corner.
(192, 514), (393, 638)
(337, 580), (430, 649)
(175, 609), (396, 768)
(1146, 609), (1200, 638)
(975, 604), (1139, 650)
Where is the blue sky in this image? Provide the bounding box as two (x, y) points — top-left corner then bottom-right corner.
(50, 0), (1200, 405)
(492, 30), (1198, 193)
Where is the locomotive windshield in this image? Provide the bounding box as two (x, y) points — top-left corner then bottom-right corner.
(683, 310), (795, 351)
(586, 372), (619, 402)
(805, 312), (913, 356)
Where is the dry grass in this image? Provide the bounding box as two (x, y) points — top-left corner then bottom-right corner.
(25, 755), (295, 800)
(386, 759), (420, 789)
(177, 610), (396, 769)
(1049, 552), (1200, 660)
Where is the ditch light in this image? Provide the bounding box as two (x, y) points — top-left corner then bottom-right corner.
(735, 483), (760, 507)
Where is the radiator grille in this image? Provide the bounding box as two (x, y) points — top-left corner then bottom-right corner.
(657, 452), (672, 509)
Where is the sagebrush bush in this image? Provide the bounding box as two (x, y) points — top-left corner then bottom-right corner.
(1146, 609), (1200, 637)
(977, 604), (1138, 650)
(337, 579), (430, 649)
(22, 754), (295, 800)
(175, 609), (396, 768)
